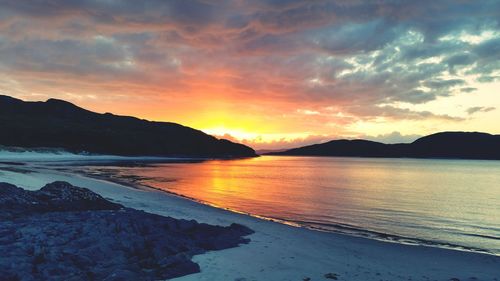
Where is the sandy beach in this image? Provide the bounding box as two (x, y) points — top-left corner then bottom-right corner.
(1, 157), (499, 281)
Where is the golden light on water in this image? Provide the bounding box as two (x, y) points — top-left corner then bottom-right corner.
(91, 156), (500, 254)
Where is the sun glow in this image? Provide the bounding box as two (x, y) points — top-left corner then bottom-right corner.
(203, 127), (260, 141)
(202, 127), (312, 144)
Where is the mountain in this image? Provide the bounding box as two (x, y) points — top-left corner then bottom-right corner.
(0, 95), (256, 158)
(255, 149), (287, 155)
(270, 132), (500, 160)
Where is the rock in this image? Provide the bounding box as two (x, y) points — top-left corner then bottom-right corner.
(0, 271), (20, 281)
(0, 181), (122, 218)
(0, 181), (254, 280)
(103, 269), (141, 281)
(324, 272), (339, 279)
(36, 181), (123, 211)
(0, 182), (37, 206)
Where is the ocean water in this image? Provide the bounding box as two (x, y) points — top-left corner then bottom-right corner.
(84, 156), (500, 255)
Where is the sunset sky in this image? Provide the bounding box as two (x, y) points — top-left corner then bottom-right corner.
(0, 1), (499, 149)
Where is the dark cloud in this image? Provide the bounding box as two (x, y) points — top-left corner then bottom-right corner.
(393, 90), (437, 104)
(466, 106), (496, 115)
(476, 76), (499, 83)
(423, 79), (465, 89)
(460, 87), (477, 93)
(473, 37), (500, 59)
(466, 37), (500, 77)
(401, 41), (466, 61)
(347, 105), (464, 122)
(310, 20), (402, 55)
(444, 53), (476, 74)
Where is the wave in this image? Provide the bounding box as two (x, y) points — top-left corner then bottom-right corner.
(277, 218), (498, 256)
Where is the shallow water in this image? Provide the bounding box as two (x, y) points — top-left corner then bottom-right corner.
(85, 156), (500, 255)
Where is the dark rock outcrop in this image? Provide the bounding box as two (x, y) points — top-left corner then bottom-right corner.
(270, 132), (500, 160)
(0, 181), (254, 281)
(0, 95), (256, 158)
(0, 181), (122, 218)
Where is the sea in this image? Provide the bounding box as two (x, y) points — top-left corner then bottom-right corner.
(79, 155), (500, 255)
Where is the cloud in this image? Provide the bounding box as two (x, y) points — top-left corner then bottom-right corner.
(219, 130), (424, 149)
(347, 105), (464, 122)
(363, 131), (422, 144)
(310, 20), (402, 55)
(423, 79), (465, 89)
(473, 37), (500, 59)
(460, 87), (477, 93)
(0, 0), (498, 142)
(216, 133), (335, 150)
(296, 109), (320, 115)
(445, 53), (475, 69)
(466, 106), (496, 115)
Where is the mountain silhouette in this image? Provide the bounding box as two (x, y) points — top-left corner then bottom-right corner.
(0, 95), (256, 157)
(270, 132), (500, 160)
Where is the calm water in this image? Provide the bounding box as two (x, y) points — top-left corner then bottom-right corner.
(86, 156), (500, 255)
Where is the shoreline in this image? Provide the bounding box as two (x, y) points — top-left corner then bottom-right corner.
(66, 164), (498, 258)
(0, 161), (499, 280)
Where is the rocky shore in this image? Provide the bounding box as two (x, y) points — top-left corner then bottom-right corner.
(0, 181), (253, 281)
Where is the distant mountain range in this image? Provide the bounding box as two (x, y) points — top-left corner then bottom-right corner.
(0, 95), (256, 158)
(269, 132), (500, 160)
(255, 149), (287, 155)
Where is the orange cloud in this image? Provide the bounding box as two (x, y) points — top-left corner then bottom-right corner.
(0, 1), (499, 148)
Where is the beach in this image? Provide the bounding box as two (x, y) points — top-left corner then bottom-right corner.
(0, 156), (498, 281)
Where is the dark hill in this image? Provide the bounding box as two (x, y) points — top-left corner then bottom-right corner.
(271, 132), (500, 160)
(0, 95), (256, 157)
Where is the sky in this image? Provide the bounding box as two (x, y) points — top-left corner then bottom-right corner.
(0, 0), (499, 150)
